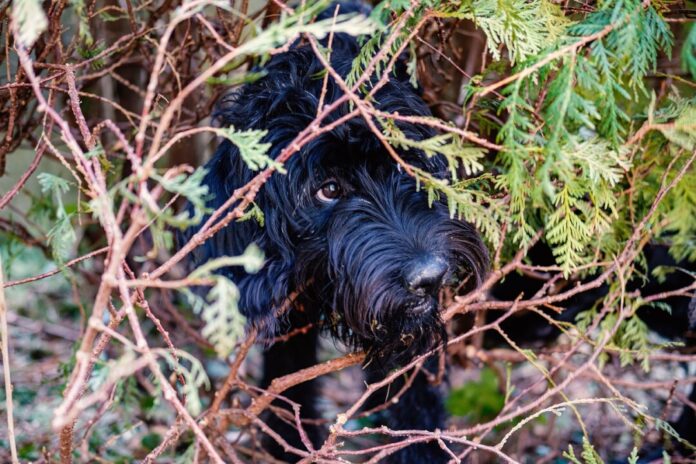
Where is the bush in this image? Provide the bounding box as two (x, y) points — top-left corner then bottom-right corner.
(0, 0), (694, 462)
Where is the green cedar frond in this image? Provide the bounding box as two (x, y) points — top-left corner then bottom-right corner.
(216, 126), (283, 172)
(185, 245), (263, 358)
(663, 169), (696, 261)
(546, 186), (592, 275)
(420, 171), (503, 247)
(237, 203), (265, 227)
(155, 349), (210, 416)
(346, 33), (383, 88)
(200, 277), (246, 359)
(618, 314), (651, 371)
(628, 448), (639, 464)
(151, 167), (210, 229)
(563, 137), (630, 187)
(37, 173), (76, 262)
(681, 24), (696, 80)
(384, 124), (486, 180)
(659, 105), (696, 151)
(46, 215), (77, 263)
(563, 437), (605, 464)
(37, 173), (71, 196)
(234, 4), (377, 59)
(453, 0), (568, 65)
(190, 243), (264, 277)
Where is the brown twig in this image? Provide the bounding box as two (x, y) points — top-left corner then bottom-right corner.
(0, 256), (19, 463)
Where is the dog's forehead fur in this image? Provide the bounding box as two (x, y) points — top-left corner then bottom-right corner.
(212, 36), (445, 179)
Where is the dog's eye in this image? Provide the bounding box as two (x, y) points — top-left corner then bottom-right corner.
(316, 180), (342, 203)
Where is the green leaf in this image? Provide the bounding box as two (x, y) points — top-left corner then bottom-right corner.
(237, 203), (265, 227)
(190, 243), (264, 277)
(46, 213), (77, 262)
(384, 124), (486, 179)
(184, 245), (262, 357)
(563, 437), (605, 464)
(216, 127), (282, 172)
(563, 137), (630, 187)
(454, 0), (568, 65)
(659, 105), (696, 151)
(627, 447), (639, 464)
(196, 277), (246, 359)
(150, 167), (210, 229)
(446, 368), (504, 421)
(546, 186), (591, 275)
(37, 173), (76, 262)
(37, 173), (71, 196)
(156, 349), (210, 417)
(682, 24), (696, 80)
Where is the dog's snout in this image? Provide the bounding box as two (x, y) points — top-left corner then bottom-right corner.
(404, 255), (448, 297)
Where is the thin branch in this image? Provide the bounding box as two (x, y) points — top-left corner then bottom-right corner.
(0, 255), (19, 463)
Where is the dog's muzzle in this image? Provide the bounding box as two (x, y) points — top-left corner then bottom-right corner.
(402, 254), (448, 315)
(403, 254), (448, 297)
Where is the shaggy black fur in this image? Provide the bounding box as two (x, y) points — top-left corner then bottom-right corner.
(178, 3), (488, 462)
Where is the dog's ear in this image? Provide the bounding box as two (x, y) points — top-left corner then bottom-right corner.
(177, 140), (255, 271)
(177, 140), (295, 328)
(235, 257), (292, 332)
(176, 48), (325, 327)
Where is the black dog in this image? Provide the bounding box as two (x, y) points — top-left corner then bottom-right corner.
(178, 3), (488, 462)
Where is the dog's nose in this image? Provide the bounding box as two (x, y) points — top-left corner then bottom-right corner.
(404, 255), (448, 297)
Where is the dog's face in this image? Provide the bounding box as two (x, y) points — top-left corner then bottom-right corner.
(182, 38), (488, 364)
(287, 152), (487, 363)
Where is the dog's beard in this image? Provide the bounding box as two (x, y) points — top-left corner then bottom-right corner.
(311, 241), (483, 367)
(322, 207), (484, 366)
(362, 301), (448, 368)
(318, 276), (446, 365)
